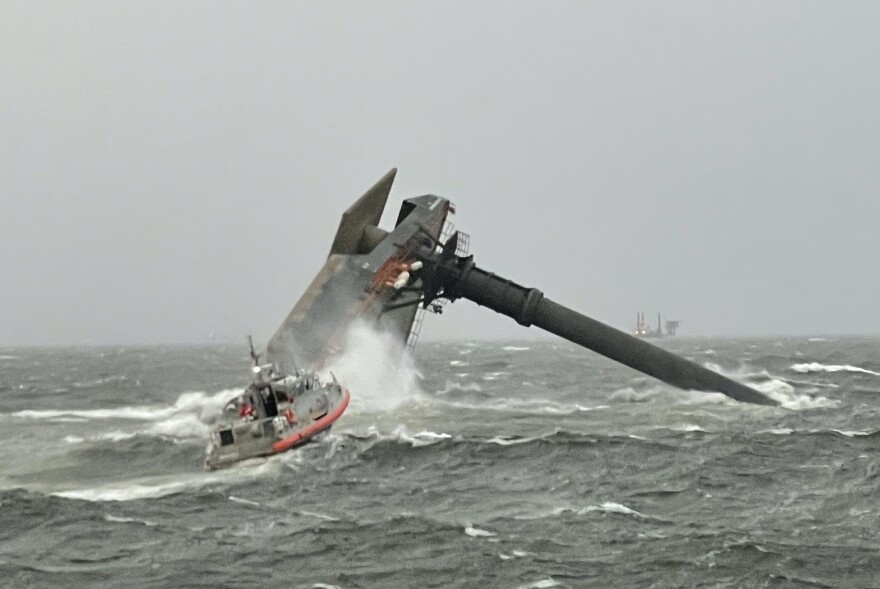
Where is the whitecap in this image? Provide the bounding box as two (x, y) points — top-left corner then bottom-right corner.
(392, 426), (452, 447)
(53, 459), (283, 502)
(436, 381), (482, 395)
(482, 372), (510, 381)
(610, 386), (729, 406)
(299, 510), (340, 522)
(829, 429), (873, 438)
(464, 524), (496, 537)
(450, 360), (469, 367)
(95, 431), (138, 442)
(502, 346), (530, 351)
(519, 579), (561, 589)
(56, 480), (191, 502)
(791, 362), (880, 376)
(11, 388), (240, 423)
(576, 404), (609, 412)
(753, 378), (839, 410)
(484, 435), (544, 446)
(700, 364), (839, 410)
(104, 514), (157, 526)
(146, 413), (211, 439)
(228, 495), (260, 507)
(580, 501), (647, 518)
(668, 423), (708, 433)
(760, 427), (794, 435)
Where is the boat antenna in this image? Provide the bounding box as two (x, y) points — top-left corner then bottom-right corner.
(247, 335), (260, 366)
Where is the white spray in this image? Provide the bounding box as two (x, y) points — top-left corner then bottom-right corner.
(320, 320), (424, 414)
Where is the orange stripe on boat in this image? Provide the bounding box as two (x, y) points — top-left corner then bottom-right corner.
(271, 387), (351, 453)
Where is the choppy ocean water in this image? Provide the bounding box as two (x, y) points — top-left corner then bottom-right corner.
(1, 336), (880, 588)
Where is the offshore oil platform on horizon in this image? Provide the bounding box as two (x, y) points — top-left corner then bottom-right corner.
(633, 312), (681, 338)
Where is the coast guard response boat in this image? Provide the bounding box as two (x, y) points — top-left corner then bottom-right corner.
(205, 339), (350, 469)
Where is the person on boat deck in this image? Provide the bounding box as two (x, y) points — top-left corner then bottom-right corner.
(239, 403), (255, 419)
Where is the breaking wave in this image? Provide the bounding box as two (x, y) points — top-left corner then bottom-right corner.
(699, 363), (840, 410)
(464, 523), (496, 537)
(791, 362), (880, 377)
(10, 389), (237, 423)
(52, 458), (285, 502)
(433, 395), (608, 415)
(7, 389), (240, 442)
(321, 321), (424, 414)
(610, 386), (730, 405)
(517, 501), (653, 522)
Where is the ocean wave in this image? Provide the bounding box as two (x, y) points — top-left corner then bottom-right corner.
(484, 434), (550, 446)
(432, 393), (609, 415)
(499, 550), (532, 561)
(482, 372), (511, 381)
(299, 510), (340, 522)
(698, 363), (840, 410)
(791, 362), (880, 377)
(759, 427), (794, 435)
(8, 389), (239, 445)
(63, 431), (138, 444)
(394, 426), (453, 447)
(464, 523), (496, 537)
(55, 479), (193, 502)
(71, 375), (129, 389)
(340, 428), (655, 455)
(610, 386), (730, 406)
(825, 429), (876, 438)
(667, 423), (709, 433)
(104, 514), (157, 526)
(52, 458), (284, 502)
(757, 427), (879, 438)
(518, 580), (562, 589)
(436, 380), (483, 395)
(578, 501), (648, 518)
(346, 425), (454, 449)
(753, 379), (839, 410)
(9, 389), (239, 423)
(228, 495), (260, 507)
(518, 501), (652, 521)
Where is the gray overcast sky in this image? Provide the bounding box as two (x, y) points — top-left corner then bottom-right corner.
(2, 1), (879, 346)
